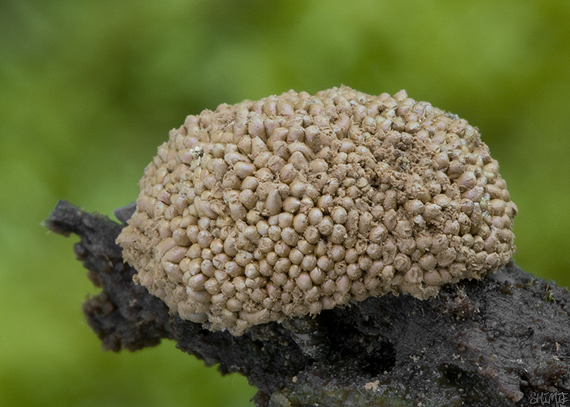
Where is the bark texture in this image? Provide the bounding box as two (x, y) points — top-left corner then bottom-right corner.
(45, 201), (570, 406)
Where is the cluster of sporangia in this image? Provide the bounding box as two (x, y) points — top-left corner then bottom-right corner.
(117, 86), (517, 335)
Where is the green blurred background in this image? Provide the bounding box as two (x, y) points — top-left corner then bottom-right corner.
(1, 1), (569, 406)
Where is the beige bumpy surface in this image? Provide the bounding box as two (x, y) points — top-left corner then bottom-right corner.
(117, 86), (517, 335)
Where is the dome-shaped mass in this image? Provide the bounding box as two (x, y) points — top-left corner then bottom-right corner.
(117, 86), (517, 335)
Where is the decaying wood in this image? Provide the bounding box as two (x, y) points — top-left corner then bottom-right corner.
(45, 201), (570, 406)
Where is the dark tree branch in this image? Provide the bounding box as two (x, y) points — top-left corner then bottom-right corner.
(46, 201), (570, 407)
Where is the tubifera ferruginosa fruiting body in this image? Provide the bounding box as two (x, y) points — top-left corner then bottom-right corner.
(117, 86), (517, 335)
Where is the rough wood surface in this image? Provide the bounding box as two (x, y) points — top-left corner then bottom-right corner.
(45, 201), (570, 406)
